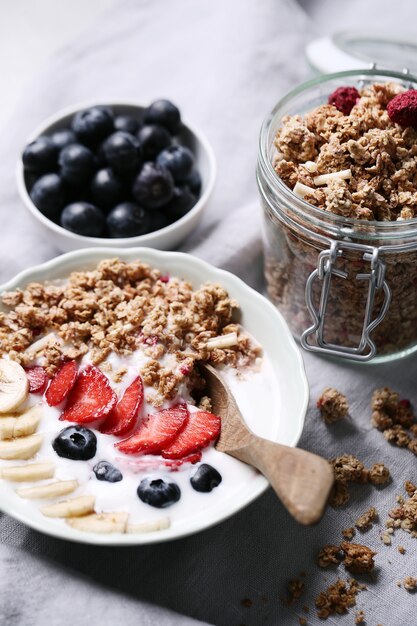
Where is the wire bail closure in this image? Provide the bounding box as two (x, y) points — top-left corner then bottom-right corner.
(300, 241), (392, 361)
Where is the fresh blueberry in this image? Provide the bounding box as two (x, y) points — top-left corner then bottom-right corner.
(22, 136), (58, 173)
(114, 115), (140, 135)
(190, 464), (222, 493)
(93, 460), (123, 483)
(164, 186), (196, 220)
(72, 106), (114, 146)
(30, 173), (66, 221)
(59, 143), (96, 185)
(107, 202), (151, 237)
(144, 99), (181, 134)
(137, 477), (181, 508)
(61, 202), (105, 237)
(182, 169), (202, 198)
(137, 124), (171, 160)
(52, 425), (97, 461)
(132, 162), (174, 209)
(103, 131), (142, 174)
(149, 211), (171, 232)
(90, 168), (125, 212)
(156, 145), (194, 182)
(50, 129), (77, 151)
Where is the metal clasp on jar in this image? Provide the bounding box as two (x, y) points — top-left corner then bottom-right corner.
(301, 241), (391, 361)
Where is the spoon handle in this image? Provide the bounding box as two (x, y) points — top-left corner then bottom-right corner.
(230, 436), (334, 525)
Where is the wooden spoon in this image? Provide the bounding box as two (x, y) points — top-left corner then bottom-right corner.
(201, 364), (334, 525)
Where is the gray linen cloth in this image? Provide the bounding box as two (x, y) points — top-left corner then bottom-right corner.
(1, 1), (417, 624)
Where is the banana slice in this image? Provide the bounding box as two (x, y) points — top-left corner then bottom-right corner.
(0, 462), (55, 482)
(0, 433), (43, 460)
(16, 479), (78, 499)
(40, 495), (95, 518)
(67, 512), (128, 534)
(0, 359), (29, 413)
(126, 517), (170, 534)
(0, 405), (42, 440)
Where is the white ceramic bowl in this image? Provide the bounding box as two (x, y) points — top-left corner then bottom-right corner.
(0, 248), (308, 545)
(16, 102), (216, 252)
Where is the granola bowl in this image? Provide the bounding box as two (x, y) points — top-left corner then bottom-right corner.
(16, 101), (216, 252)
(0, 248), (308, 545)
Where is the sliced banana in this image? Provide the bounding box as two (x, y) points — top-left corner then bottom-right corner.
(16, 479), (78, 500)
(40, 495), (95, 518)
(0, 359), (29, 413)
(126, 517), (170, 534)
(0, 433), (43, 460)
(67, 512), (128, 534)
(0, 405), (42, 440)
(0, 462), (55, 482)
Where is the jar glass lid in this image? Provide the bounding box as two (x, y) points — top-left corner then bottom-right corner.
(306, 31), (417, 75)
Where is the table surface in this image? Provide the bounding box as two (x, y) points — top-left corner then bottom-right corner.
(1, 1), (417, 625)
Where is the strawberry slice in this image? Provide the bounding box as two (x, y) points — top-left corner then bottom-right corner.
(25, 366), (49, 394)
(99, 375), (144, 436)
(115, 403), (189, 455)
(162, 410), (221, 459)
(45, 360), (78, 406)
(59, 365), (117, 423)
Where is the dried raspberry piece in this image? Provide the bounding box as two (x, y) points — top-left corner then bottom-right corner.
(387, 90), (417, 128)
(328, 86), (360, 115)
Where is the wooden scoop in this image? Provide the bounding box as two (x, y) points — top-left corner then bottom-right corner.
(201, 364), (334, 525)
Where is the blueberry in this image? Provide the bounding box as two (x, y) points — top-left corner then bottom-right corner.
(149, 211), (171, 232)
(59, 143), (96, 185)
(93, 460), (123, 482)
(183, 169), (202, 198)
(114, 115), (140, 135)
(50, 129), (77, 151)
(156, 145), (194, 183)
(103, 131), (142, 174)
(90, 168), (125, 212)
(190, 464), (222, 493)
(61, 202), (105, 237)
(52, 425), (97, 461)
(72, 106), (114, 146)
(132, 162), (174, 209)
(30, 173), (66, 221)
(137, 477), (181, 508)
(107, 202), (151, 238)
(137, 124), (171, 160)
(144, 100), (181, 134)
(164, 186), (196, 220)
(22, 136), (58, 173)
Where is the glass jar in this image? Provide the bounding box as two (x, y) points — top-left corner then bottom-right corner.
(257, 68), (417, 363)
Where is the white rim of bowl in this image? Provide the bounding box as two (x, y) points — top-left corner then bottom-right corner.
(16, 100), (217, 244)
(0, 247), (309, 546)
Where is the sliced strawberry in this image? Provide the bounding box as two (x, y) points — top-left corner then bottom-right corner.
(162, 410), (221, 459)
(25, 366), (49, 394)
(59, 365), (117, 423)
(99, 375), (144, 436)
(115, 403), (189, 455)
(45, 360), (78, 406)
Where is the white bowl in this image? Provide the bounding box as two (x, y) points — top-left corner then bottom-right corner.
(16, 101), (216, 252)
(0, 248), (308, 545)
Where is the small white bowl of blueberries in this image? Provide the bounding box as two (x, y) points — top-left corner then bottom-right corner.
(17, 99), (216, 251)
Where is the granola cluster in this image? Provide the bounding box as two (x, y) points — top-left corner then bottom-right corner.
(387, 481), (417, 536)
(0, 258), (260, 405)
(317, 542), (376, 574)
(371, 387), (417, 456)
(329, 454), (390, 508)
(315, 578), (366, 619)
(317, 387), (349, 423)
(274, 83), (417, 221)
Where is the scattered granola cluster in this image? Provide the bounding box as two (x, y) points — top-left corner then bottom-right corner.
(387, 480), (417, 537)
(403, 576), (417, 592)
(355, 506), (378, 532)
(317, 387), (349, 424)
(274, 82), (416, 221)
(315, 578), (366, 619)
(0, 259), (260, 405)
(329, 454), (390, 508)
(371, 387), (417, 455)
(317, 542), (376, 574)
(264, 81), (417, 357)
